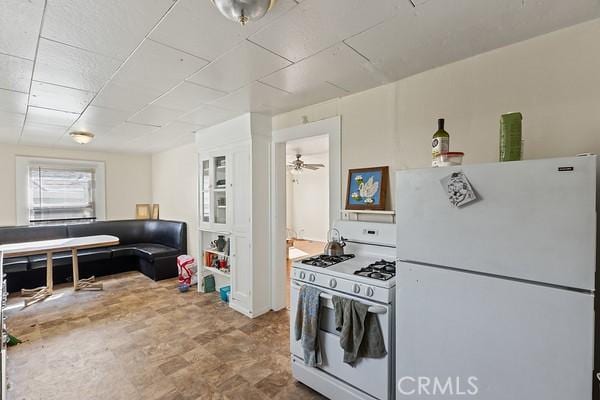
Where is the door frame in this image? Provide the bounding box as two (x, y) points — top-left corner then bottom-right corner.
(270, 116), (342, 311)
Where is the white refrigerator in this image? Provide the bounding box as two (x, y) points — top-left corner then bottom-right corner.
(395, 156), (597, 399)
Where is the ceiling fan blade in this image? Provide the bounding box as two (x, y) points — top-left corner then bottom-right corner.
(302, 165), (320, 170)
(304, 163), (325, 168)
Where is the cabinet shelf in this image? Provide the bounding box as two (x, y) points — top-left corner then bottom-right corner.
(204, 266), (230, 278)
(204, 248), (229, 257)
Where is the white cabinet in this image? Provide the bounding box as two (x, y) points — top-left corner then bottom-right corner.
(196, 114), (271, 318)
(230, 234), (251, 309)
(198, 153), (231, 231)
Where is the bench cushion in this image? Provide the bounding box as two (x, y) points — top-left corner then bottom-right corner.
(2, 257), (29, 273)
(131, 243), (179, 262)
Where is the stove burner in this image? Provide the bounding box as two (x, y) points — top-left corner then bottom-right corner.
(301, 254), (355, 268)
(353, 259), (396, 281)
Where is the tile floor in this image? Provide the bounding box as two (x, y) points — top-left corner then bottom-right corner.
(5, 272), (325, 400)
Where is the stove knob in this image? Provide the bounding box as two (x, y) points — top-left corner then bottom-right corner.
(329, 279), (337, 288)
(353, 284), (361, 294)
(366, 287), (374, 297)
(299, 271), (306, 280)
(309, 274), (316, 282)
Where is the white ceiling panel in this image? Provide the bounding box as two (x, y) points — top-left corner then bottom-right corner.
(0, 89), (28, 114)
(112, 39), (209, 94)
(0, 54), (33, 93)
(150, 0), (296, 61)
(249, 0), (405, 62)
(108, 121), (160, 141)
(262, 43), (389, 94)
(152, 81), (226, 112)
(74, 105), (130, 131)
(345, 0), (600, 81)
(0, 0), (44, 60)
(154, 121), (202, 137)
(278, 82), (347, 112)
(178, 105), (243, 127)
(26, 106), (79, 127)
(1, 0), (598, 152)
(30, 81), (95, 113)
(210, 82), (292, 114)
(34, 39), (121, 92)
(42, 0), (176, 60)
(20, 121), (66, 144)
(187, 40), (291, 92)
(0, 111), (25, 142)
(128, 104), (184, 127)
(92, 82), (161, 113)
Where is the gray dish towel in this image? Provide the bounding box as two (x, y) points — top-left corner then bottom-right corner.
(294, 285), (322, 367)
(332, 295), (387, 366)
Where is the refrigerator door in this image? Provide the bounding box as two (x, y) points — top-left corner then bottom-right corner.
(396, 261), (594, 400)
(395, 156), (597, 290)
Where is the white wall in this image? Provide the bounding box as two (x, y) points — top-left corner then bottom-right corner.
(273, 19), (600, 210)
(287, 152), (329, 242)
(0, 143), (152, 226)
(151, 143), (198, 258)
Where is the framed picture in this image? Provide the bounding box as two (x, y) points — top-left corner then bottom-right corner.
(151, 204), (160, 220)
(135, 204), (151, 219)
(345, 166), (389, 210)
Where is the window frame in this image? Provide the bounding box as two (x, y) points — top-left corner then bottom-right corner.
(16, 156), (106, 225)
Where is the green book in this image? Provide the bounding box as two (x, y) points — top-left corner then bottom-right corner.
(499, 112), (522, 162)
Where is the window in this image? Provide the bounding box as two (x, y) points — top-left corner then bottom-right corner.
(16, 157), (106, 225)
(28, 166), (96, 223)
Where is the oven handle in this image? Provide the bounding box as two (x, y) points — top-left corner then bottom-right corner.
(291, 282), (388, 315)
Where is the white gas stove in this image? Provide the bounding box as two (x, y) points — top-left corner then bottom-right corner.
(290, 220), (396, 400)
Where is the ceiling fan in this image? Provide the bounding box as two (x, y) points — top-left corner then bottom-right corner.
(287, 154), (325, 175)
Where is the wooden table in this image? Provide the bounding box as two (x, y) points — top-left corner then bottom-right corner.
(0, 235), (119, 306)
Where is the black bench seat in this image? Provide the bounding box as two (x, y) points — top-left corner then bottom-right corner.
(0, 220), (187, 292)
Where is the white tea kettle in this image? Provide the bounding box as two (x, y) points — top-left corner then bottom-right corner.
(324, 228), (346, 256)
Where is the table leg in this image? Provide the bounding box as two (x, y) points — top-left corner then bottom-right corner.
(72, 248), (102, 291)
(21, 251), (53, 307)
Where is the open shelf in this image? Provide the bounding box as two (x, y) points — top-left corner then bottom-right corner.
(204, 266), (230, 278)
(204, 248), (229, 257)
(342, 210), (396, 215)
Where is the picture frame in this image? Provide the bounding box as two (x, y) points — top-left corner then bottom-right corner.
(151, 204), (160, 220)
(345, 166), (389, 211)
(135, 204), (151, 219)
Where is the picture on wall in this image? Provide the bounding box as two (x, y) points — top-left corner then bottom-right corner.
(345, 166), (389, 210)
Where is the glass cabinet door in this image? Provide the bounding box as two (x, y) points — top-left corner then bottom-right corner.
(200, 159), (210, 223)
(213, 156), (227, 225)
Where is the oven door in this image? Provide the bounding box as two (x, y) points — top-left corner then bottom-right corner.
(290, 281), (392, 400)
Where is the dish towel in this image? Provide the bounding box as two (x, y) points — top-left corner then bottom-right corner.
(332, 295), (387, 365)
(294, 285), (323, 367)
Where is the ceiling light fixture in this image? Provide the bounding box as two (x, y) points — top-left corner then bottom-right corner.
(211, 0), (277, 26)
(69, 131), (95, 145)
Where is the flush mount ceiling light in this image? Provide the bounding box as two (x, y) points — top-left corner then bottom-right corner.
(211, 0), (276, 26)
(69, 131), (95, 145)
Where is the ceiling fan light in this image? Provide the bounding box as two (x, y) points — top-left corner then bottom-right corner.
(69, 131), (95, 145)
(211, 0), (276, 25)
(290, 168), (301, 176)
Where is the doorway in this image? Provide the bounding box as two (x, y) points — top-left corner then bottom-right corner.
(270, 116), (342, 311)
(284, 135), (330, 307)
